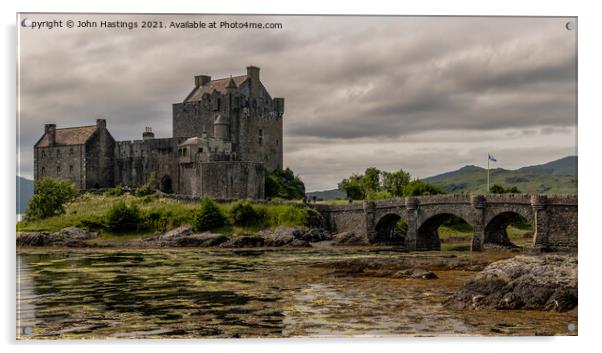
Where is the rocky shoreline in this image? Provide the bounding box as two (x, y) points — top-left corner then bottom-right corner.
(444, 255), (577, 312)
(16, 225), (370, 249)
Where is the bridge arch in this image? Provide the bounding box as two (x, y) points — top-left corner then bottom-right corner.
(374, 212), (407, 244)
(416, 211), (475, 251)
(484, 210), (533, 247)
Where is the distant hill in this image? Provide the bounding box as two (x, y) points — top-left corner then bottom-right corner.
(308, 156), (577, 199)
(423, 156), (577, 195)
(17, 176), (34, 214)
(306, 188), (346, 200)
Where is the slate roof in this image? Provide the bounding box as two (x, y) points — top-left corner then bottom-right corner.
(35, 125), (97, 147)
(185, 75), (248, 102)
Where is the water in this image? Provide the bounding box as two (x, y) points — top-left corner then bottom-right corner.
(16, 248), (577, 339)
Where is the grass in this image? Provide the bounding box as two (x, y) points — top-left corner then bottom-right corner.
(17, 192), (315, 241)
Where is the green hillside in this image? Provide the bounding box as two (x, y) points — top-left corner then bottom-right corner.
(423, 156), (577, 195)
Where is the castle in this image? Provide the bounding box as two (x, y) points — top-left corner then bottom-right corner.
(33, 66), (284, 199)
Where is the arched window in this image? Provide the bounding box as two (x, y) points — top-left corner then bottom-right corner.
(56, 166), (61, 173)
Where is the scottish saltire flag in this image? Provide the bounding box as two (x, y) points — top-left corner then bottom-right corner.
(488, 153), (497, 162)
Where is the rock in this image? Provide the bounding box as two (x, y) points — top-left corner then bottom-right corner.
(263, 233), (294, 247)
(57, 227), (99, 241)
(444, 255), (577, 312)
(16, 232), (60, 246)
(393, 268), (439, 279)
(331, 231), (369, 246)
(174, 233), (229, 247)
(286, 238), (311, 247)
(156, 225), (193, 240)
(219, 235), (265, 248)
(258, 226), (332, 244)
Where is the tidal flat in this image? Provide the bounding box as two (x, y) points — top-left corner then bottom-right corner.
(16, 247), (577, 339)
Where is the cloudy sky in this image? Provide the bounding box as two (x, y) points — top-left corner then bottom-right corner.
(17, 14), (577, 191)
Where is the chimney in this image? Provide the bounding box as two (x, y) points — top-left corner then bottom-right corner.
(194, 75), (211, 87)
(142, 126), (155, 140)
(44, 123), (56, 146)
(246, 66), (260, 95)
(96, 118), (106, 129)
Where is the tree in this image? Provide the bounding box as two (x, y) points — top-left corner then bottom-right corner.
(403, 180), (446, 196)
(490, 184), (521, 194)
(338, 174), (365, 200)
(382, 169), (411, 197)
(265, 168), (306, 200)
(24, 177), (78, 220)
(362, 167), (381, 193)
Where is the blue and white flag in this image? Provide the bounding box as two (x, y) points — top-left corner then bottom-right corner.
(488, 154), (497, 162)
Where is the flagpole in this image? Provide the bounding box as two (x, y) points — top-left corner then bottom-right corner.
(487, 154), (490, 193)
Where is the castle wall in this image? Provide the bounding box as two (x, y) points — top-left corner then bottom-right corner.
(84, 128), (115, 188)
(114, 138), (181, 192)
(182, 161), (265, 199)
(34, 145), (86, 189)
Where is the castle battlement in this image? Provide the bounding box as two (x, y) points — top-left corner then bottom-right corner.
(33, 66), (283, 199)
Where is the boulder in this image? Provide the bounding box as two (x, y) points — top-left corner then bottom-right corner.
(57, 227), (99, 241)
(286, 238), (311, 247)
(219, 235), (265, 248)
(444, 255), (577, 312)
(331, 231), (369, 246)
(174, 233), (229, 247)
(393, 268), (439, 279)
(16, 232), (60, 246)
(263, 233), (294, 247)
(156, 225), (193, 241)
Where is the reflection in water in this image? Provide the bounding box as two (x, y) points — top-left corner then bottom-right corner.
(16, 248), (577, 339)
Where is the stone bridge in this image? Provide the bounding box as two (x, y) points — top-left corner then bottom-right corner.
(311, 194), (577, 252)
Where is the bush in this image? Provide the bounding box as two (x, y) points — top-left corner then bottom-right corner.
(134, 173), (156, 197)
(24, 177), (78, 221)
(105, 185), (125, 196)
(303, 207), (324, 228)
(192, 197), (226, 231)
(403, 180), (446, 196)
(265, 168), (306, 200)
(104, 201), (142, 232)
(365, 190), (394, 200)
(230, 200), (262, 227)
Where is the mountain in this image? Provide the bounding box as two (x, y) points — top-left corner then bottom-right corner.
(308, 156), (577, 199)
(17, 176), (34, 214)
(306, 188), (346, 200)
(423, 156), (577, 195)
(517, 155), (577, 176)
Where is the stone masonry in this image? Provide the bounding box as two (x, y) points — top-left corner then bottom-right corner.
(34, 66), (284, 200)
(311, 194), (578, 252)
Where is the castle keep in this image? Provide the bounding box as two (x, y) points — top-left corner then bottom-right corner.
(33, 66), (284, 199)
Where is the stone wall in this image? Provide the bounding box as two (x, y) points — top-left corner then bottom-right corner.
(311, 194), (578, 252)
(197, 161), (265, 200)
(34, 144), (86, 189)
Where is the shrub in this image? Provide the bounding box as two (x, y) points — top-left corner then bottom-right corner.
(104, 201), (142, 232)
(265, 168), (306, 200)
(365, 190), (394, 200)
(303, 207), (324, 228)
(105, 185), (125, 196)
(403, 180), (446, 196)
(134, 172), (156, 197)
(192, 197), (226, 231)
(230, 200), (262, 227)
(24, 177), (78, 221)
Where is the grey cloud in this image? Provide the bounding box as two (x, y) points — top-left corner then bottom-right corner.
(17, 14), (577, 191)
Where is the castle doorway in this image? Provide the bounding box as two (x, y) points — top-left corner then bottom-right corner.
(160, 175), (173, 194)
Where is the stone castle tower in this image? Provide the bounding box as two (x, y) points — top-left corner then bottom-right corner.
(34, 66), (284, 200)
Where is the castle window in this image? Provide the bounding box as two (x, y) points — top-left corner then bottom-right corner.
(41, 150), (46, 157)
(69, 147), (74, 155)
(258, 129), (263, 145)
(198, 147), (203, 153)
(183, 148), (187, 156)
(56, 166), (61, 173)
(56, 149), (61, 157)
(276, 139), (279, 146)
(69, 165), (74, 173)
(41, 167), (45, 175)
